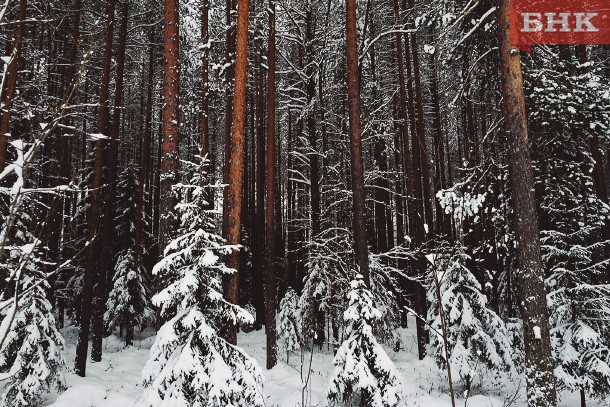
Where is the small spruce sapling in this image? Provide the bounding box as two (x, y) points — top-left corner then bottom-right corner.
(0, 245), (66, 407)
(278, 288), (300, 363)
(139, 168), (264, 406)
(427, 246), (516, 393)
(0, 141), (66, 406)
(327, 275), (402, 407)
(105, 167), (154, 345)
(104, 249), (155, 345)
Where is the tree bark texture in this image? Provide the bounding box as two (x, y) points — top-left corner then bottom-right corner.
(497, 0), (557, 405)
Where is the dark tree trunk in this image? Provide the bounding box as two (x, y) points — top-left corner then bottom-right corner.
(429, 49), (448, 237)
(99, 0), (130, 347)
(253, 23), (266, 325)
(222, 0), (236, 226)
(265, 0), (278, 369)
(75, 0), (116, 377)
(159, 0), (180, 253)
(345, 0), (370, 285)
(0, 0), (27, 172)
(222, 0), (250, 344)
(134, 29), (155, 318)
(200, 0), (212, 207)
(497, 0), (557, 405)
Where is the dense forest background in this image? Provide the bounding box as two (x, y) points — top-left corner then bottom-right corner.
(0, 0), (609, 406)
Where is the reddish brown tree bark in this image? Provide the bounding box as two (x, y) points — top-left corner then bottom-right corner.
(264, 0), (278, 369)
(222, 0), (236, 219)
(200, 0), (211, 195)
(75, 0), (116, 377)
(497, 0), (557, 404)
(345, 0), (370, 285)
(159, 0), (180, 252)
(222, 0), (250, 345)
(98, 0), (130, 347)
(253, 19), (266, 324)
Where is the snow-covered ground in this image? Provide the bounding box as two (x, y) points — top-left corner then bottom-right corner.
(44, 318), (603, 407)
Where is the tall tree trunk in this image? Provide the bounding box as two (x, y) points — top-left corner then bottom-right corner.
(0, 0), (27, 171)
(253, 21), (266, 325)
(497, 0), (557, 405)
(304, 5), (324, 347)
(369, 35), (388, 254)
(264, 0), (277, 369)
(409, 22), (433, 236)
(134, 29), (155, 321)
(75, 0), (116, 377)
(345, 0), (370, 285)
(223, 0), (236, 225)
(99, 0), (130, 347)
(393, 0), (414, 239)
(200, 0), (212, 208)
(222, 0), (250, 344)
(46, 0), (82, 329)
(429, 49), (448, 237)
(159, 0), (180, 254)
(286, 109), (298, 291)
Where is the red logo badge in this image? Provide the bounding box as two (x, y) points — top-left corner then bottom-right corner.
(510, 0), (610, 47)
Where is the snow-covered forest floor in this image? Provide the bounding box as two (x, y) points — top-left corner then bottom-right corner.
(42, 317), (601, 407)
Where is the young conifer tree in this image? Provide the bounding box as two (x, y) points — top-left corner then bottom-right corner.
(427, 245), (516, 388)
(0, 142), (66, 406)
(105, 167), (155, 346)
(139, 164), (264, 406)
(327, 275), (402, 407)
(278, 289), (300, 363)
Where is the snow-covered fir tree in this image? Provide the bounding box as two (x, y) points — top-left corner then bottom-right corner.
(0, 141), (66, 406)
(526, 51), (610, 401)
(327, 275), (402, 407)
(105, 167), (154, 345)
(105, 249), (155, 345)
(426, 245), (516, 388)
(278, 288), (300, 363)
(299, 229), (350, 347)
(0, 244), (67, 407)
(369, 250), (407, 349)
(139, 166), (264, 406)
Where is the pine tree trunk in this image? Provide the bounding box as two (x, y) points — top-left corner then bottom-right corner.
(304, 5), (324, 347)
(46, 0), (81, 328)
(429, 48), (448, 237)
(159, 0), (180, 253)
(222, 0), (250, 345)
(222, 0), (236, 227)
(369, 37), (388, 254)
(497, 0), (557, 405)
(92, 0), (130, 358)
(286, 110), (297, 290)
(75, 0), (116, 377)
(134, 29), (155, 286)
(200, 0), (212, 207)
(345, 0), (370, 285)
(264, 0), (278, 369)
(0, 0), (27, 172)
(253, 23), (266, 325)
(393, 0), (414, 239)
